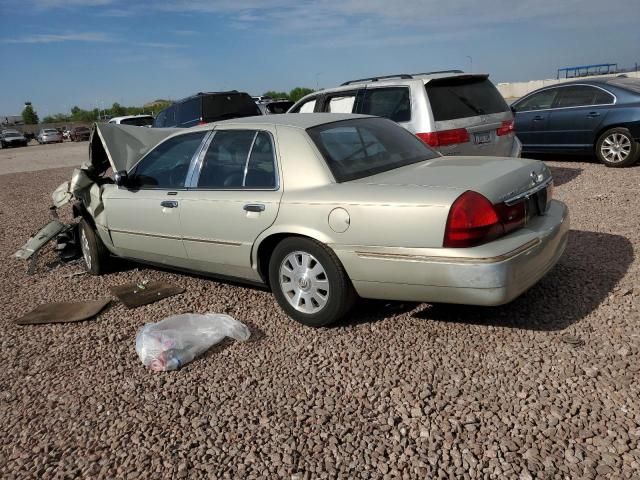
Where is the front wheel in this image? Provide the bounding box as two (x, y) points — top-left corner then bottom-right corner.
(596, 127), (640, 167)
(79, 219), (110, 275)
(268, 237), (356, 327)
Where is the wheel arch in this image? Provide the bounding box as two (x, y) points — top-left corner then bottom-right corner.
(593, 123), (633, 153)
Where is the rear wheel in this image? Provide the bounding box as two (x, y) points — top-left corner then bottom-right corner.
(79, 219), (110, 275)
(596, 127), (639, 167)
(268, 237), (355, 327)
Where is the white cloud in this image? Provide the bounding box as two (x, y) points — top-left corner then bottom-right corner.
(2, 32), (113, 44)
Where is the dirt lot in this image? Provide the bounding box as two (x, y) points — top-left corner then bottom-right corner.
(0, 146), (638, 479)
(0, 141), (87, 175)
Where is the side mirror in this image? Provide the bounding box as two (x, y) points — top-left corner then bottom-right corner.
(510, 104), (517, 113)
(113, 170), (129, 187)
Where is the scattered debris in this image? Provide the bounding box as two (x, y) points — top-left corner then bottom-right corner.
(109, 281), (185, 308)
(14, 299), (110, 325)
(135, 313), (250, 371)
(62, 270), (87, 279)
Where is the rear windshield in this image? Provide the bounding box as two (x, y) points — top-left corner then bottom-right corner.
(307, 117), (438, 182)
(44, 129), (58, 133)
(202, 93), (261, 122)
(121, 116), (153, 126)
(3, 131), (21, 137)
(266, 101), (294, 114)
(426, 76), (508, 121)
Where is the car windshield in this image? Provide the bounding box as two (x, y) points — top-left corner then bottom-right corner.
(121, 116), (153, 126)
(307, 117), (438, 182)
(44, 129), (58, 133)
(3, 132), (21, 137)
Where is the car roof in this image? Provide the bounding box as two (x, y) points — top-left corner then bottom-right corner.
(110, 115), (153, 122)
(185, 113), (374, 131)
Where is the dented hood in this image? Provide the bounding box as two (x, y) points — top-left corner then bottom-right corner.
(89, 122), (181, 173)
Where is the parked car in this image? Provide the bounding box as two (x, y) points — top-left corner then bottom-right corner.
(153, 91), (262, 128)
(109, 115), (154, 127)
(288, 71), (521, 158)
(0, 129), (28, 148)
(258, 100), (294, 115)
(511, 77), (640, 167)
(52, 114), (568, 327)
(70, 126), (91, 142)
(37, 128), (63, 144)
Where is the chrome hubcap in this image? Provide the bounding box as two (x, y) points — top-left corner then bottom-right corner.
(601, 133), (631, 163)
(80, 228), (92, 270)
(279, 251), (329, 314)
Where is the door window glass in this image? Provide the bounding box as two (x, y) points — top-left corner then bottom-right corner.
(360, 87), (411, 122)
(197, 130), (255, 188)
(131, 132), (206, 188)
(178, 98), (200, 125)
(245, 132), (276, 188)
(553, 86), (601, 108)
(293, 98), (317, 113)
(514, 89), (559, 111)
(326, 95), (356, 113)
(593, 88), (615, 104)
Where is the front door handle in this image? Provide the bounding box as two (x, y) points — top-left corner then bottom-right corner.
(587, 112), (601, 118)
(243, 204), (265, 212)
(160, 200), (179, 208)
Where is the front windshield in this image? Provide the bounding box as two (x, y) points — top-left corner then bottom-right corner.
(121, 116), (153, 126)
(307, 117), (439, 182)
(3, 132), (21, 137)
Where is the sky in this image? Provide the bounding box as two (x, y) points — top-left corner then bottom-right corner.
(0, 0), (638, 117)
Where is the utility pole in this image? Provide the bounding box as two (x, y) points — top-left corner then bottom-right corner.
(466, 55), (473, 73)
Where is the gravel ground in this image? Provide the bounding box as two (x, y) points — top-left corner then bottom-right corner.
(0, 157), (639, 479)
(0, 141), (87, 175)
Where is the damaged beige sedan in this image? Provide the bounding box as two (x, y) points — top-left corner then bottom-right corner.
(35, 114), (569, 326)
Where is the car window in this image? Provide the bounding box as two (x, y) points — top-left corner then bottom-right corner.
(292, 98), (317, 113)
(197, 130), (256, 188)
(553, 86), (605, 108)
(201, 93), (261, 122)
(426, 77), (508, 120)
(265, 101), (294, 114)
(153, 110), (166, 128)
(121, 116), (154, 126)
(326, 94), (356, 113)
(307, 117), (438, 182)
(593, 88), (615, 104)
(131, 131), (206, 189)
(514, 89), (559, 112)
(178, 98), (201, 125)
(360, 87), (411, 122)
(165, 105), (177, 127)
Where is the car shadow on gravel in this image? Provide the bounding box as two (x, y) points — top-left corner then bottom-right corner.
(411, 230), (633, 331)
(338, 300), (419, 327)
(547, 166), (582, 187)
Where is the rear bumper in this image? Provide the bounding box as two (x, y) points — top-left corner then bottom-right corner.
(333, 200), (569, 306)
(510, 136), (522, 158)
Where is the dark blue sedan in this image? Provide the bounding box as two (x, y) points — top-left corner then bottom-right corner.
(512, 77), (640, 167)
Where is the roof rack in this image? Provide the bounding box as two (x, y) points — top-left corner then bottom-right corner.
(340, 70), (464, 86)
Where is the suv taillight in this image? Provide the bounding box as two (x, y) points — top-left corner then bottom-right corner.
(496, 120), (514, 136)
(443, 191), (526, 248)
(417, 128), (470, 147)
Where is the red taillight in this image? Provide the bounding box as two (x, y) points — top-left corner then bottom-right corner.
(444, 191), (527, 248)
(496, 120), (514, 136)
(416, 128), (470, 147)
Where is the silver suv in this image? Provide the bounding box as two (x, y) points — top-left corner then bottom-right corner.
(288, 70), (521, 157)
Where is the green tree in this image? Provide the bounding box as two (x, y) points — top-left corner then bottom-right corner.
(22, 103), (39, 124)
(289, 87), (315, 103)
(263, 91), (289, 100)
(111, 102), (126, 117)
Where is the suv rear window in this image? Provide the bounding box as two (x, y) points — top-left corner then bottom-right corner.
(178, 98), (201, 125)
(426, 76), (508, 121)
(307, 117), (438, 182)
(202, 93), (261, 122)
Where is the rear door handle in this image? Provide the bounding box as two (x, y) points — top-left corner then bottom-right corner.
(243, 204), (265, 212)
(587, 112), (601, 118)
(160, 200), (179, 208)
(532, 115), (544, 121)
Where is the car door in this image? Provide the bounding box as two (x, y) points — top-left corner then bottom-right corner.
(178, 126), (282, 280)
(102, 131), (208, 266)
(512, 88), (559, 149)
(319, 90), (359, 113)
(545, 85), (613, 150)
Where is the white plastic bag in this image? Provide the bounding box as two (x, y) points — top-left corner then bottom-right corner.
(135, 313), (250, 371)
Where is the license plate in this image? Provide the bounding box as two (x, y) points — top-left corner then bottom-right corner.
(474, 131), (491, 145)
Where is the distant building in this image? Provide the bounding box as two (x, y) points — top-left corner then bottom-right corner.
(1, 115), (24, 126)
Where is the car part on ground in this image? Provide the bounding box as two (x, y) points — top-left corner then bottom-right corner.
(14, 298), (111, 325)
(109, 281), (185, 308)
(135, 313), (250, 371)
(288, 71), (521, 158)
(153, 91), (262, 128)
(26, 115), (568, 327)
(511, 77), (640, 167)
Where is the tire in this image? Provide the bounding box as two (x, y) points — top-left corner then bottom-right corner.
(79, 219), (110, 275)
(595, 127), (640, 168)
(268, 237), (356, 327)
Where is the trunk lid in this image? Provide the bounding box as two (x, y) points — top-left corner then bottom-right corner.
(351, 156), (551, 204)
